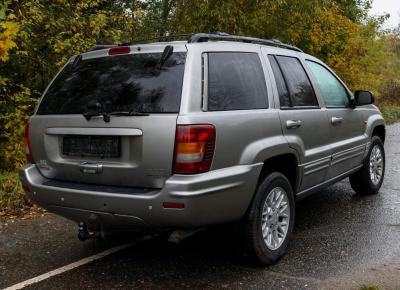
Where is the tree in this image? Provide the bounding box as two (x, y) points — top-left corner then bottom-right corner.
(0, 0), (399, 170)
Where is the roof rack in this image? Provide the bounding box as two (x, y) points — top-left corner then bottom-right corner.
(126, 34), (193, 45)
(189, 32), (303, 52)
(87, 32), (302, 53)
(87, 34), (192, 52)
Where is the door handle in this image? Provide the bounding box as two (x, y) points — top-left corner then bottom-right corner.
(331, 117), (343, 125)
(286, 120), (302, 129)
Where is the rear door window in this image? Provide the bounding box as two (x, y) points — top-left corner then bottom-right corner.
(269, 55), (318, 108)
(206, 52), (268, 111)
(37, 52), (186, 114)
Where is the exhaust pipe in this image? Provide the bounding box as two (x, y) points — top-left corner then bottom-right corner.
(168, 228), (206, 244)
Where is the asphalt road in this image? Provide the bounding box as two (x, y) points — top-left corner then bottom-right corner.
(1, 124), (400, 290)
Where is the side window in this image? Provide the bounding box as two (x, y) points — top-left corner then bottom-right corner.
(268, 55), (290, 107)
(207, 52), (268, 111)
(269, 56), (318, 107)
(306, 60), (349, 108)
(274, 55), (318, 107)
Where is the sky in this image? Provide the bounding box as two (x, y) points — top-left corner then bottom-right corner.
(370, 0), (400, 28)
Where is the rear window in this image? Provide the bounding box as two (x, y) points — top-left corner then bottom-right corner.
(206, 52), (268, 111)
(37, 52), (186, 114)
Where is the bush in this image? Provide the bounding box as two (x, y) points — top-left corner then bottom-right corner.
(380, 106), (400, 124)
(377, 80), (400, 106)
(0, 171), (32, 217)
(0, 79), (37, 170)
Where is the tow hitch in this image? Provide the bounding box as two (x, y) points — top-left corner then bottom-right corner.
(77, 222), (99, 241)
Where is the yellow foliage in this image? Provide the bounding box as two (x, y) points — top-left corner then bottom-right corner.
(0, 21), (19, 62)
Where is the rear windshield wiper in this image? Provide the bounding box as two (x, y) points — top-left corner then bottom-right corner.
(110, 111), (150, 117)
(83, 111), (102, 120)
(83, 109), (149, 122)
(83, 102), (103, 121)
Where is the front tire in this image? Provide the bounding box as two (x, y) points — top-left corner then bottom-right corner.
(349, 136), (385, 195)
(241, 172), (295, 265)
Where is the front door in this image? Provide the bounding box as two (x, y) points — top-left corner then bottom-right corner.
(305, 60), (365, 179)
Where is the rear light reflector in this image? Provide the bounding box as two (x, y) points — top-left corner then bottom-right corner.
(163, 202), (185, 209)
(108, 46), (130, 56)
(173, 124), (216, 174)
(24, 123), (35, 164)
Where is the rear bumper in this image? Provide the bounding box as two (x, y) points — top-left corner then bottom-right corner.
(19, 164), (262, 231)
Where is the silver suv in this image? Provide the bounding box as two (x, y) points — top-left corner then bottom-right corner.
(20, 33), (386, 265)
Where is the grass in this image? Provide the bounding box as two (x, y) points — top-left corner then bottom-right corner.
(0, 171), (43, 223)
(358, 285), (381, 290)
(380, 106), (400, 124)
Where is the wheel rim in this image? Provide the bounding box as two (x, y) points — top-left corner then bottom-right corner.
(369, 145), (383, 185)
(261, 187), (290, 250)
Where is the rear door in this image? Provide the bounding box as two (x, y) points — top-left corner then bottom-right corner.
(264, 51), (332, 191)
(30, 44), (187, 188)
(305, 60), (365, 178)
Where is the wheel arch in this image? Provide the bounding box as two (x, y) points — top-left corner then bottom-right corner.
(365, 114), (385, 143)
(372, 125), (386, 143)
(257, 153), (300, 193)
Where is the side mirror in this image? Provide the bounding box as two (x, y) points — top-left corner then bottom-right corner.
(354, 90), (374, 106)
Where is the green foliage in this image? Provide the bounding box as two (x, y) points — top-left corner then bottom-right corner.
(358, 285), (381, 290)
(0, 171), (32, 216)
(334, 0), (372, 22)
(0, 79), (37, 170)
(6, 0), (133, 94)
(173, 0), (400, 95)
(378, 80), (400, 106)
(380, 106), (400, 124)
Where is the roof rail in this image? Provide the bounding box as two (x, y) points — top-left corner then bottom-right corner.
(127, 34), (193, 45)
(189, 32), (303, 52)
(87, 32), (302, 53)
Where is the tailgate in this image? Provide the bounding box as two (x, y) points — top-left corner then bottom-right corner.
(29, 115), (177, 188)
(29, 44), (187, 188)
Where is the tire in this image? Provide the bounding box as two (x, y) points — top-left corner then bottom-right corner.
(349, 136), (385, 195)
(241, 172), (295, 265)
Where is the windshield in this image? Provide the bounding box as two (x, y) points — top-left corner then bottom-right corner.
(37, 52), (186, 114)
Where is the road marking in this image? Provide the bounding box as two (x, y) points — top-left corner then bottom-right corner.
(4, 235), (153, 290)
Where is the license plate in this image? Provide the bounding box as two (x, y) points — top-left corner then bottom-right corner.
(62, 135), (120, 158)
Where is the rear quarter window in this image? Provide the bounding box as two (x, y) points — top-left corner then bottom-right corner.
(206, 52), (268, 111)
(37, 52), (186, 114)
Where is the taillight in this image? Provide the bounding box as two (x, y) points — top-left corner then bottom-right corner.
(25, 123), (35, 164)
(108, 46), (130, 56)
(173, 124), (216, 174)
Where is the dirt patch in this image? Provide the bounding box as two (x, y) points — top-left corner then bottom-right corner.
(0, 205), (47, 232)
(320, 261), (400, 290)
